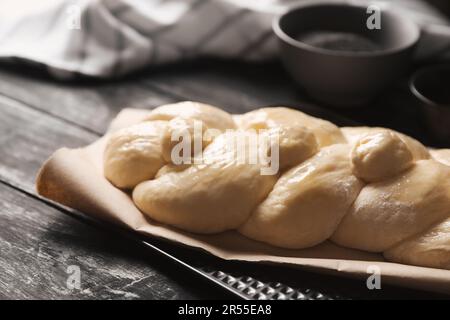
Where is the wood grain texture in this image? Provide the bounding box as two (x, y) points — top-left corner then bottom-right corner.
(0, 94), (96, 192)
(144, 61), (303, 112)
(0, 182), (211, 299)
(142, 60), (352, 124)
(0, 67), (177, 134)
(0, 61), (354, 132)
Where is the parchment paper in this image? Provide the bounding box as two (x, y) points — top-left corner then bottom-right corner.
(36, 108), (450, 295)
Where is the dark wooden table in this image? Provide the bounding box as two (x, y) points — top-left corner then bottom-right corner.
(0, 59), (446, 300)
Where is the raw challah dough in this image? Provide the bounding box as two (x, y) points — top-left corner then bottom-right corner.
(104, 102), (235, 189)
(261, 125), (318, 171)
(238, 107), (345, 147)
(384, 218), (450, 270)
(350, 130), (414, 182)
(161, 117), (209, 163)
(144, 101), (236, 131)
(332, 159), (450, 252)
(342, 126), (430, 161)
(104, 120), (167, 189)
(239, 144), (363, 249)
(431, 149), (450, 166)
(103, 101), (450, 270)
(133, 131), (278, 233)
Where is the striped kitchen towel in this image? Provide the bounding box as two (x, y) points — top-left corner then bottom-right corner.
(0, 0), (449, 79)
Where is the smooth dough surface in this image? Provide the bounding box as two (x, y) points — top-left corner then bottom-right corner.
(332, 159), (450, 252)
(104, 121), (167, 189)
(144, 101), (236, 131)
(238, 107), (345, 147)
(261, 125), (319, 171)
(385, 218), (450, 269)
(161, 117), (209, 164)
(239, 144), (364, 249)
(133, 131), (278, 233)
(105, 102), (235, 189)
(430, 149), (450, 166)
(342, 127), (430, 161)
(351, 130), (414, 182)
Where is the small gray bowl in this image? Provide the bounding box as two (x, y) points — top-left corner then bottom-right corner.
(410, 64), (450, 144)
(273, 2), (420, 107)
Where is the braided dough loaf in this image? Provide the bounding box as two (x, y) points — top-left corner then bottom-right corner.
(104, 101), (450, 270)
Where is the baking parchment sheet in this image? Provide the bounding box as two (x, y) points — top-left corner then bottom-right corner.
(36, 109), (450, 295)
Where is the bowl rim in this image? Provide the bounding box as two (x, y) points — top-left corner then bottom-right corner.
(272, 1), (421, 58)
(410, 64), (450, 108)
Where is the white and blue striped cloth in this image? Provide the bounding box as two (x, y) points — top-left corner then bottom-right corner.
(0, 0), (449, 79)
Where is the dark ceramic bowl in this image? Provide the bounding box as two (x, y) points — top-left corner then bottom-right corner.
(410, 64), (450, 145)
(273, 2), (420, 107)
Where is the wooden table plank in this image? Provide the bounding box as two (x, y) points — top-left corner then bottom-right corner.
(140, 60), (379, 124)
(0, 94), (97, 192)
(0, 182), (215, 299)
(0, 67), (177, 134)
(0, 62), (353, 135)
(144, 61), (303, 113)
(142, 60), (350, 124)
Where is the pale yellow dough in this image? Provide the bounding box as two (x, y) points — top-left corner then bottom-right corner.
(332, 159), (450, 252)
(384, 218), (450, 269)
(261, 125), (319, 171)
(102, 102), (450, 270)
(144, 101), (236, 131)
(430, 149), (450, 166)
(161, 117), (209, 164)
(342, 126), (430, 160)
(104, 101), (234, 188)
(350, 130), (414, 182)
(133, 132), (277, 233)
(104, 121), (167, 189)
(240, 144), (363, 249)
(238, 107), (346, 147)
